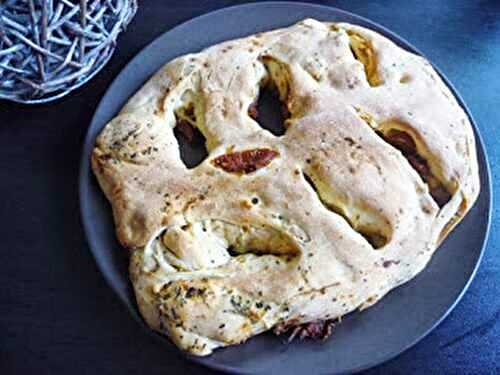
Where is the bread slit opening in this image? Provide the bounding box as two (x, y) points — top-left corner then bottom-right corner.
(174, 101), (208, 169)
(347, 30), (383, 87)
(377, 128), (451, 207)
(247, 55), (294, 136)
(248, 83), (287, 136)
(150, 220), (301, 272)
(302, 172), (388, 249)
(354, 109), (453, 208)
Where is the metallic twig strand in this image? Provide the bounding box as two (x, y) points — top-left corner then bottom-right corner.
(0, 0), (137, 103)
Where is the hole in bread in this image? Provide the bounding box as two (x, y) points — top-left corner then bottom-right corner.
(248, 84), (287, 136)
(354, 109), (453, 208)
(302, 172), (388, 249)
(173, 102), (208, 169)
(227, 245), (240, 257)
(213, 220), (301, 257)
(156, 220), (301, 270)
(347, 30), (383, 87)
(377, 128), (451, 207)
(248, 55), (295, 136)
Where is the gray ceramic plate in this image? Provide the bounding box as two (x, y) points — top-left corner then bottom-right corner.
(79, 2), (492, 374)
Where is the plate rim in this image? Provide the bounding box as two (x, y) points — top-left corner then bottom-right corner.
(79, 2), (492, 373)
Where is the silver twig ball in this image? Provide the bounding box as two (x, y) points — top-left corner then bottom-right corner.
(0, 0), (137, 104)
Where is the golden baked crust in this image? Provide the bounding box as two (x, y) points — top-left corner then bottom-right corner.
(91, 19), (480, 355)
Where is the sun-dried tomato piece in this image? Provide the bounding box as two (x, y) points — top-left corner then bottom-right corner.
(274, 319), (335, 342)
(212, 148), (278, 174)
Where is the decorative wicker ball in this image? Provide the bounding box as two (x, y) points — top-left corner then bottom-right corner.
(0, 0), (137, 104)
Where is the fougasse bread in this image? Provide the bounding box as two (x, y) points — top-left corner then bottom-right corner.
(91, 19), (480, 355)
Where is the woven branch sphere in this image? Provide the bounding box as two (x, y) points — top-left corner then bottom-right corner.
(0, 0), (137, 104)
